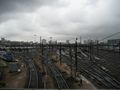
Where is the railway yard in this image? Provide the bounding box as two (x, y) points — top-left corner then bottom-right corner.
(1, 0), (120, 89)
(0, 43), (120, 89)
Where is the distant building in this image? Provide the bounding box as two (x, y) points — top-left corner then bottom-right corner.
(66, 40), (70, 44)
(1, 38), (6, 42)
(55, 40), (57, 44)
(48, 40), (52, 44)
(83, 39), (94, 44)
(48, 40), (57, 44)
(42, 39), (46, 44)
(108, 39), (120, 45)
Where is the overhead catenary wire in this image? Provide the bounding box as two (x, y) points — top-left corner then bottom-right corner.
(99, 32), (120, 42)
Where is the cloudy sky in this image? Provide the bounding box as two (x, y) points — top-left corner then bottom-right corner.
(0, 0), (120, 42)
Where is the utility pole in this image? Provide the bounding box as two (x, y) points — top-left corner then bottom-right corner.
(41, 42), (43, 56)
(75, 38), (78, 77)
(96, 40), (99, 56)
(69, 43), (73, 77)
(118, 41), (120, 55)
(40, 36), (42, 52)
(50, 37), (53, 52)
(89, 41), (92, 62)
(80, 36), (82, 44)
(40, 36), (42, 44)
(48, 40), (50, 53)
(40, 36), (42, 45)
(41, 43), (45, 75)
(59, 42), (62, 65)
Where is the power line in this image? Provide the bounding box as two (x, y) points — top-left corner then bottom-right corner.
(100, 32), (120, 41)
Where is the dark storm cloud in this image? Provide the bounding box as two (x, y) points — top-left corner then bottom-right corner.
(0, 0), (57, 14)
(0, 0), (57, 23)
(0, 0), (120, 42)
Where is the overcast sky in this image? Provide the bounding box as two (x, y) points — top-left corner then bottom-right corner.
(0, 0), (120, 42)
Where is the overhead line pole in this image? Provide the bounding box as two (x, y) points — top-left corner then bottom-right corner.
(75, 38), (78, 77)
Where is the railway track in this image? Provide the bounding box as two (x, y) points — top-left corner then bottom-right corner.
(44, 49), (69, 89)
(79, 49), (120, 88)
(80, 65), (120, 88)
(92, 65), (120, 88)
(61, 49), (120, 89)
(23, 51), (44, 89)
(50, 65), (69, 89)
(34, 62), (44, 88)
(26, 59), (38, 88)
